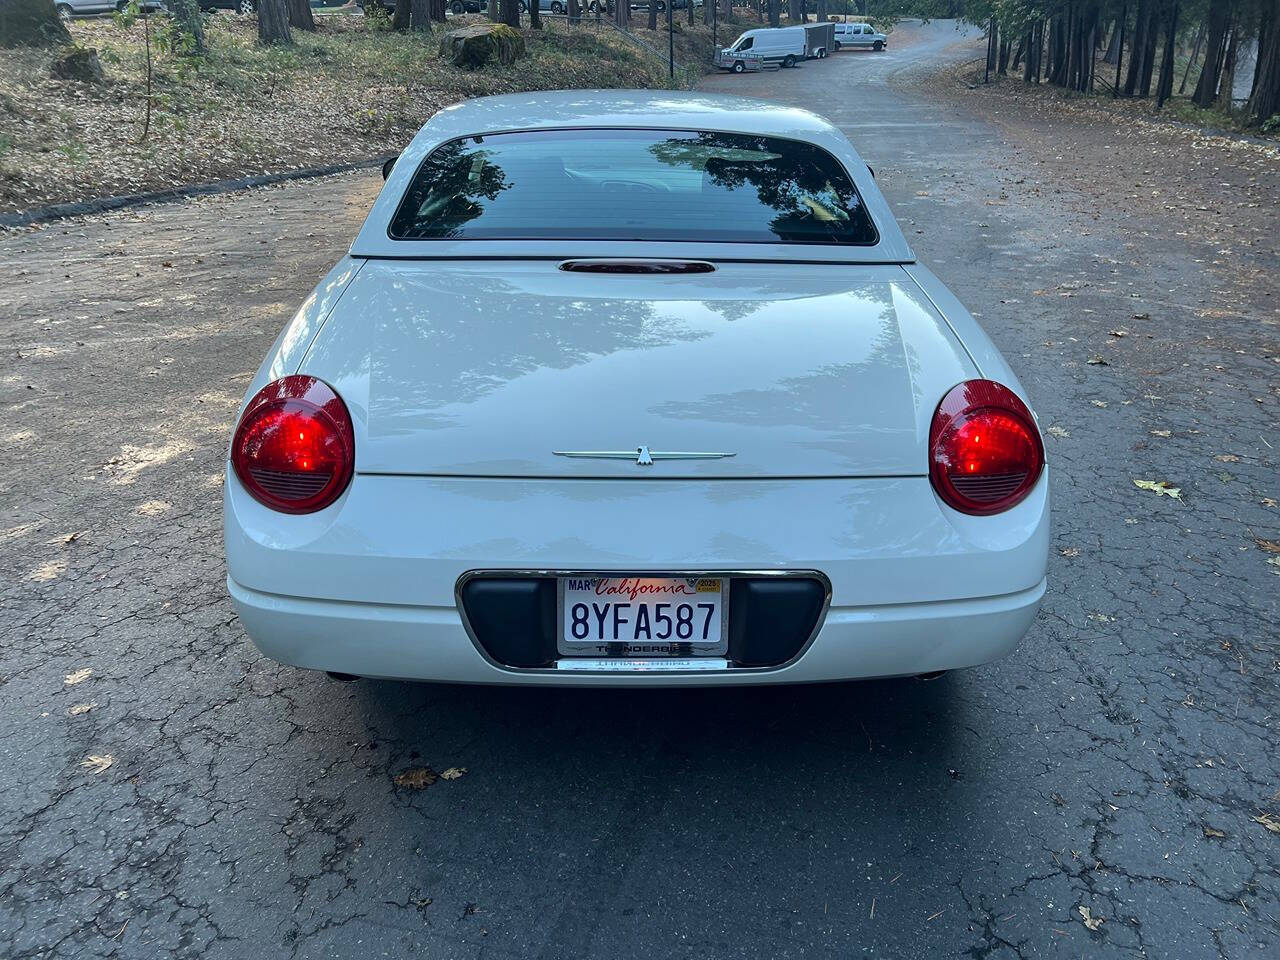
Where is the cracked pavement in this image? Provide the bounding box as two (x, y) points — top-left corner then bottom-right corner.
(2, 19), (1277, 960)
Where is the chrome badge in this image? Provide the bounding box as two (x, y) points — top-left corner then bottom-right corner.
(553, 447), (736, 466)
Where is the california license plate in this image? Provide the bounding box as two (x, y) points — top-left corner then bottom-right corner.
(557, 576), (729, 657)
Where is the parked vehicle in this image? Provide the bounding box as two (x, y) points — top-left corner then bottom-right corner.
(803, 21), (835, 59)
(718, 26), (808, 69)
(225, 90), (1048, 686)
(58, 0), (166, 16)
(449, 0), (485, 12)
(198, 0), (256, 13)
(833, 21), (888, 51)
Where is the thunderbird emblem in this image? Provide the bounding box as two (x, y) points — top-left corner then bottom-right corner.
(553, 447), (736, 466)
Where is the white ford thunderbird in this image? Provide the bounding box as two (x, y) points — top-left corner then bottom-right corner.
(224, 91), (1049, 685)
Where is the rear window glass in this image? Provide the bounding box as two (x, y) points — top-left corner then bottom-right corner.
(388, 128), (879, 246)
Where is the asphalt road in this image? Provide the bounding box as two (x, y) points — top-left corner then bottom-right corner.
(2, 20), (1277, 960)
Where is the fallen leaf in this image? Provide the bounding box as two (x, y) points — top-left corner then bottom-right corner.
(1263, 498), (1277, 508)
(1078, 906), (1104, 931)
(67, 702), (96, 716)
(440, 767), (467, 781)
(80, 754), (114, 774)
(1108, 329), (1129, 337)
(1252, 813), (1280, 834)
(393, 768), (438, 790)
(1214, 454), (1241, 463)
(1150, 429), (1171, 438)
(1267, 557), (1280, 574)
(1086, 356), (1109, 366)
(64, 668), (92, 685)
(1254, 539), (1280, 554)
(1203, 825), (1226, 839)
(1060, 547), (1080, 557)
(1087, 613), (1115, 623)
(1133, 479), (1182, 500)
(1047, 425), (1070, 438)
(1091, 400), (1108, 408)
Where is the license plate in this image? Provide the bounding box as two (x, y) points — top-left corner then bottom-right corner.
(557, 576), (728, 657)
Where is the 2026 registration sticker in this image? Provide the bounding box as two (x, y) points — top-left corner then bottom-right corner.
(558, 577), (728, 657)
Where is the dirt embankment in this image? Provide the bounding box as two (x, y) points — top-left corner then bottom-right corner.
(0, 12), (720, 216)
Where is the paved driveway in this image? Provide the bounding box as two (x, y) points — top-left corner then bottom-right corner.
(1, 20), (1277, 959)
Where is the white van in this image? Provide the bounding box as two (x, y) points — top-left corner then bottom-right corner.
(718, 26), (809, 69)
(833, 22), (888, 51)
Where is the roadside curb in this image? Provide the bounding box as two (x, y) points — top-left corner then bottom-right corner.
(0, 156), (395, 230)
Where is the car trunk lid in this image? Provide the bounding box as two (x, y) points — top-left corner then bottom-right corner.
(300, 260), (976, 479)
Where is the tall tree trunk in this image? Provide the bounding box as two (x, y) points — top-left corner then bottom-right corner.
(568, 0), (580, 24)
(489, 0), (499, 20)
(1155, 2), (1178, 109)
(500, 0), (519, 26)
(1192, 1), (1231, 106)
(1178, 20), (1203, 93)
(412, 0), (431, 30)
(614, 0), (627, 28)
(431, 0), (446, 21)
(1137, 4), (1159, 97)
(768, 0), (779, 29)
(817, 0), (826, 22)
(687, 0), (693, 25)
(392, 0), (411, 29)
(258, 0), (293, 44)
(288, 0), (315, 30)
(169, 0), (206, 51)
(0, 0), (72, 47)
(1215, 21), (1239, 109)
(647, 0), (657, 29)
(704, 0), (712, 25)
(1123, 0), (1150, 95)
(530, 0), (541, 28)
(1103, 14), (1122, 63)
(1247, 0), (1280, 124)
(1251, 3), (1271, 103)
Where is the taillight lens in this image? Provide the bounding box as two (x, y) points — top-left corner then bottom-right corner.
(929, 380), (1044, 515)
(231, 375), (354, 514)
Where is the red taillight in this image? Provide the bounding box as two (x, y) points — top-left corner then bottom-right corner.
(231, 375), (354, 514)
(929, 380), (1044, 515)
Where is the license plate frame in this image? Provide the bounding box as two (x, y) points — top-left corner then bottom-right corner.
(556, 576), (730, 658)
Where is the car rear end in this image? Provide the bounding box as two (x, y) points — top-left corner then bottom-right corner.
(223, 92), (1048, 685)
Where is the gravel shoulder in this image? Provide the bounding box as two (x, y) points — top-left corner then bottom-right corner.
(907, 49), (1280, 321)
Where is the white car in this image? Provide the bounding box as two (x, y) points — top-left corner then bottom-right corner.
(224, 91), (1049, 686)
(834, 22), (887, 51)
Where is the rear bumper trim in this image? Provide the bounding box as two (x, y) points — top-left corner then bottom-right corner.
(228, 576), (1045, 686)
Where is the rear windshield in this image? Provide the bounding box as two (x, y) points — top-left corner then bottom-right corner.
(388, 128), (879, 246)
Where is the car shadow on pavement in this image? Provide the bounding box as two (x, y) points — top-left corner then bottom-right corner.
(350, 673), (964, 783)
